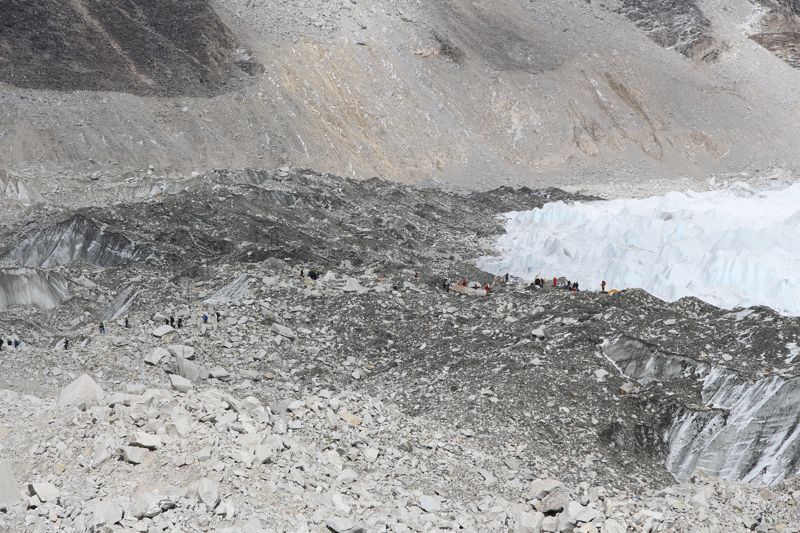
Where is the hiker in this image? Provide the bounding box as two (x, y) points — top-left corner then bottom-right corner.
(125, 317), (129, 328)
(177, 317), (183, 329)
(300, 267), (305, 278)
(308, 270), (319, 280)
(553, 276), (558, 287)
(484, 283), (492, 293)
(215, 312), (221, 322)
(13, 340), (19, 349)
(169, 316), (175, 327)
(442, 278), (449, 291)
(99, 322), (106, 334)
(165, 317), (169, 325)
(505, 273), (509, 283)
(64, 339), (69, 350)
(202, 312), (209, 323)
(601, 280), (607, 293)
(575, 282), (580, 291)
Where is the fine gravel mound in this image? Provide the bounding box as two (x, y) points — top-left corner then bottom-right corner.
(0, 0), (260, 97)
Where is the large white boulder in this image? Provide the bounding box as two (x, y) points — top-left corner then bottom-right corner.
(0, 462), (21, 510)
(151, 325), (175, 338)
(58, 374), (104, 407)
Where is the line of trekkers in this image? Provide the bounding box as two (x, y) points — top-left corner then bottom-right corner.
(443, 273), (614, 296)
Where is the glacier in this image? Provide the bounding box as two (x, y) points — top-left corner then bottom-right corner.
(478, 183), (800, 315)
(603, 336), (800, 485)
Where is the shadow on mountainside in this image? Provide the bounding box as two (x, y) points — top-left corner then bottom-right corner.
(0, 0), (261, 96)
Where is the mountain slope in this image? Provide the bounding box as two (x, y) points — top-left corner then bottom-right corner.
(1, 0), (800, 195)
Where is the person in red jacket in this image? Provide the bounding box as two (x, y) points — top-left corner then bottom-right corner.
(553, 276), (558, 287)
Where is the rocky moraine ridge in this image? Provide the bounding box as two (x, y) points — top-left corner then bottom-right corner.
(0, 169), (798, 532)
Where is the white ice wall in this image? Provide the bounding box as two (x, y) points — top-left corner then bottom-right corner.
(479, 184), (800, 315)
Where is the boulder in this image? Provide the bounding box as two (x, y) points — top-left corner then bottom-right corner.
(90, 500), (124, 526)
(90, 436), (117, 468)
(536, 487), (571, 514)
(168, 344), (195, 360)
(190, 478), (220, 510)
(518, 511), (545, 533)
(166, 416), (192, 437)
(0, 462), (21, 510)
(253, 445), (273, 464)
(602, 518), (626, 533)
(152, 325), (175, 338)
(129, 432), (161, 449)
(172, 357), (208, 382)
(57, 374), (104, 407)
(327, 517), (361, 532)
(145, 347), (170, 366)
(565, 501), (599, 524)
(121, 446), (148, 464)
(528, 479), (565, 500)
(270, 323), (295, 339)
(419, 494), (442, 513)
(28, 482), (60, 503)
(170, 374), (193, 393)
(209, 366), (231, 380)
(130, 490), (178, 519)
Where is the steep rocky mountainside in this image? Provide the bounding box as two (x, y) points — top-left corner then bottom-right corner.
(0, 0), (259, 96)
(2, 0), (800, 195)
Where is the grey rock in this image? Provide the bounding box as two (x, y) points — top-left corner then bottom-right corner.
(528, 479), (565, 500)
(326, 517), (363, 532)
(57, 374), (104, 407)
(28, 482), (60, 503)
(517, 511), (545, 533)
(90, 436), (116, 468)
(536, 487), (571, 514)
(145, 347), (170, 365)
(0, 462), (21, 510)
(90, 500), (123, 526)
(121, 446), (148, 464)
(130, 490), (177, 519)
(167, 344), (195, 360)
(602, 518), (627, 533)
(191, 478), (220, 510)
(172, 357), (209, 382)
(152, 325), (175, 338)
(129, 431), (161, 449)
(270, 323), (295, 339)
(419, 494), (442, 513)
(170, 374), (193, 393)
